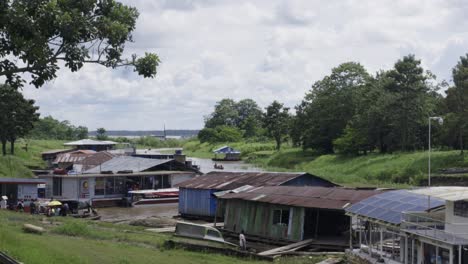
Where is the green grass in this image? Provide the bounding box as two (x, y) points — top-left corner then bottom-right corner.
(183, 140), (468, 187)
(0, 210), (327, 264)
(0, 139), (67, 178)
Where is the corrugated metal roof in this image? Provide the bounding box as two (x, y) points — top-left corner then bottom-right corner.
(83, 156), (173, 174)
(219, 186), (380, 210)
(75, 151), (114, 171)
(39, 170), (193, 178)
(54, 150), (96, 163)
(409, 187), (468, 201)
(0, 178), (45, 184)
(177, 171), (330, 190)
(64, 139), (117, 146)
(41, 149), (73, 155)
(213, 146), (241, 154)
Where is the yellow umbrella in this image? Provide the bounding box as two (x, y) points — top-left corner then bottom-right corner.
(48, 200), (62, 206)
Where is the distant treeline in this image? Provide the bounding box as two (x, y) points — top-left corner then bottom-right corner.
(201, 54), (468, 155)
(88, 130), (199, 138)
(29, 116), (88, 140)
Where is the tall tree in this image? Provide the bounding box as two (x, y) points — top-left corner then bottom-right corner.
(263, 101), (290, 150)
(96, 128), (107, 140)
(204, 99), (239, 128)
(0, 0), (160, 89)
(235, 99), (262, 137)
(0, 85), (39, 155)
(448, 54), (468, 154)
(297, 62), (370, 153)
(384, 55), (433, 151)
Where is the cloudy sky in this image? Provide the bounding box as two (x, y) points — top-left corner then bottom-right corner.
(22, 0), (468, 130)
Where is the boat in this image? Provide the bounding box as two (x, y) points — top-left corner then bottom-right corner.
(129, 188), (179, 205)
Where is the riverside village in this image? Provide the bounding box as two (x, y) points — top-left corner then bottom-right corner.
(2, 1), (468, 264)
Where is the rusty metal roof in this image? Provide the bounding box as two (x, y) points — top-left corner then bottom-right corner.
(219, 186), (382, 210)
(54, 150), (96, 163)
(74, 151), (115, 171)
(177, 171), (335, 190)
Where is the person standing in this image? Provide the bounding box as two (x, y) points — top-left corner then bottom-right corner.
(29, 200), (36, 214)
(0, 197), (7, 209)
(239, 230), (247, 251)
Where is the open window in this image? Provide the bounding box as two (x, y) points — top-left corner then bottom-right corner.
(273, 209), (290, 226)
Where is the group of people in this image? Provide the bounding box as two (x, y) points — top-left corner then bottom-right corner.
(214, 163), (224, 170)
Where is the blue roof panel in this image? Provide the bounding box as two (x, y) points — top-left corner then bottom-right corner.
(346, 189), (445, 225)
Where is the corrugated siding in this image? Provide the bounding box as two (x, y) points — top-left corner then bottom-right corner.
(224, 200), (304, 241)
(179, 188), (217, 217)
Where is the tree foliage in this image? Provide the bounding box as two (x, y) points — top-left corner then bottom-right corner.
(96, 127), (107, 140)
(198, 126), (243, 143)
(263, 101), (290, 150)
(0, 0), (160, 89)
(29, 116), (88, 140)
(204, 98), (263, 138)
(0, 85), (39, 155)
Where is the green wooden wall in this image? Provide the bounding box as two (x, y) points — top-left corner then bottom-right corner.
(224, 199), (304, 241)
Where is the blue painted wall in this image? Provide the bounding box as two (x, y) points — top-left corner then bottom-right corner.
(179, 188), (218, 217)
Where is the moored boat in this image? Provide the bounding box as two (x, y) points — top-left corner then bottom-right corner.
(129, 188), (179, 205)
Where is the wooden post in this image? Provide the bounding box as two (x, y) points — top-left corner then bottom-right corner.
(449, 246), (453, 264)
(459, 245), (462, 264)
(349, 216), (353, 250)
(404, 236), (408, 264)
(314, 209), (320, 238)
(380, 228), (383, 257)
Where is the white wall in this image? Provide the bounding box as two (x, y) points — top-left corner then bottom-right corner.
(445, 201), (468, 238)
(17, 184), (38, 200)
(61, 178), (79, 200)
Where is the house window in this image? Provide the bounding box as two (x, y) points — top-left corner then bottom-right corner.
(52, 177), (62, 196)
(273, 209), (290, 226)
(95, 178), (105, 196)
(454, 201), (468, 217)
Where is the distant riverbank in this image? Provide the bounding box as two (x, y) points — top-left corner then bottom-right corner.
(182, 140), (468, 187)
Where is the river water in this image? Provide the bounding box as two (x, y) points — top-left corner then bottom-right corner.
(189, 157), (263, 173)
(98, 157), (262, 222)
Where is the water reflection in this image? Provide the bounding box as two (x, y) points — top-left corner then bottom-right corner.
(98, 203), (178, 222)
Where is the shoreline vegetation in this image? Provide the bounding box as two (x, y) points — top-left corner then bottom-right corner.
(182, 140), (468, 188)
(2, 139), (468, 188)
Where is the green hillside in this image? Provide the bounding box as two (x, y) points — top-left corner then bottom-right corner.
(183, 140), (468, 187)
(0, 140), (66, 178)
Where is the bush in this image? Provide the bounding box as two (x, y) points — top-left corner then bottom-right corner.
(53, 221), (90, 237)
(197, 126), (242, 143)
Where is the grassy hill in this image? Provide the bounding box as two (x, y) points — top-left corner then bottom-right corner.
(0, 140), (66, 178)
(0, 210), (325, 264)
(183, 140), (468, 187)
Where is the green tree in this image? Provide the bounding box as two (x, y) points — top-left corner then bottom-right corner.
(75, 126), (89, 139)
(383, 55), (434, 151)
(198, 128), (217, 143)
(297, 62), (370, 153)
(445, 54), (468, 154)
(0, 0), (160, 89)
(235, 99), (262, 137)
(96, 128), (107, 140)
(263, 101), (290, 150)
(29, 116), (88, 140)
(204, 99), (239, 128)
(0, 85), (39, 155)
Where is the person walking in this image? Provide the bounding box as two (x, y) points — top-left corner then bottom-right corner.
(239, 230), (247, 251)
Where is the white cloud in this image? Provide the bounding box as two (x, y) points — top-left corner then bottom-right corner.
(19, 0), (468, 130)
